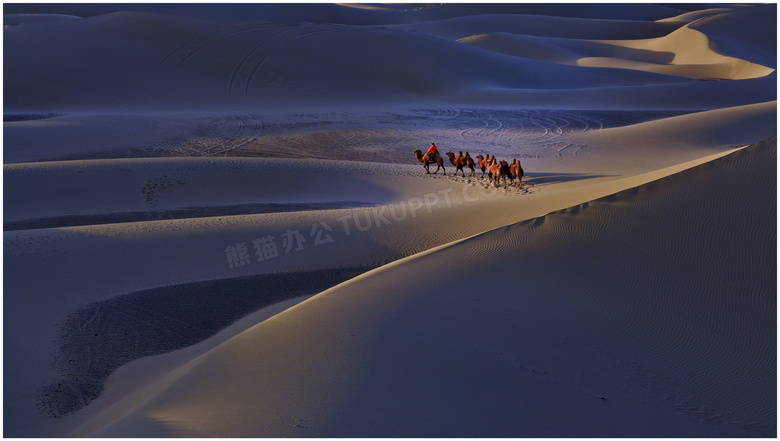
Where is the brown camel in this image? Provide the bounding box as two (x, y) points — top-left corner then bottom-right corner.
(498, 160), (513, 186)
(445, 151), (476, 177)
(413, 149), (445, 175)
(486, 157), (503, 186)
(476, 154), (488, 177)
(510, 159), (524, 185)
(464, 152), (476, 177)
(477, 154), (497, 178)
(483, 154), (498, 179)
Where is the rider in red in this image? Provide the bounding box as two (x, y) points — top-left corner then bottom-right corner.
(426, 143), (438, 161)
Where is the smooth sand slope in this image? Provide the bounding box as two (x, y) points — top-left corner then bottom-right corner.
(4, 102), (774, 436)
(73, 137), (776, 438)
(3, 3), (776, 438)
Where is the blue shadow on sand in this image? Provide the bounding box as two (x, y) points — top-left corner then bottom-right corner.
(36, 267), (374, 417)
(524, 172), (613, 186)
(5, 201), (373, 231)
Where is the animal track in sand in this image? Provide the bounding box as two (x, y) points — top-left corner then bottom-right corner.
(113, 22), (279, 110)
(98, 108), (690, 165)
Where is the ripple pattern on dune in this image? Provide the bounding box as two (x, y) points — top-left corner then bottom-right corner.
(35, 267), (372, 418)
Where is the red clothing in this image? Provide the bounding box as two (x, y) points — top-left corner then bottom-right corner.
(426, 144), (438, 156)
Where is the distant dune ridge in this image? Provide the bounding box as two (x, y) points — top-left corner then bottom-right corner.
(3, 3), (776, 438)
(3, 3), (775, 111)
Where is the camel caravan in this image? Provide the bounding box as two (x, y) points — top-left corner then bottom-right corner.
(413, 143), (524, 187)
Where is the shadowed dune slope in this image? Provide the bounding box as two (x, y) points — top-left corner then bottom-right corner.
(396, 13), (685, 41)
(454, 74), (775, 110)
(581, 24), (774, 80)
(575, 100), (777, 148)
(657, 7), (733, 24)
(2, 3), (695, 23)
(81, 139), (775, 437)
(4, 11), (690, 112)
(690, 3), (777, 68)
(3, 13), (81, 25)
(399, 3), (690, 22)
(459, 13), (774, 81)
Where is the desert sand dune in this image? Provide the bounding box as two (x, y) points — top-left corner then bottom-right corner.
(3, 13), (81, 25)
(72, 138), (775, 438)
(689, 3), (777, 68)
(398, 3), (688, 22)
(3, 3), (408, 25)
(397, 13), (685, 41)
(5, 11), (693, 113)
(453, 74), (776, 110)
(3, 3), (775, 438)
(459, 32), (587, 64)
(575, 101), (777, 150)
(2, 3), (692, 24)
(656, 7), (734, 24)
(581, 25), (774, 80)
(459, 16), (774, 81)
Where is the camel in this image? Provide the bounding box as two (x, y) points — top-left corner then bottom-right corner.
(413, 149), (445, 175)
(477, 154), (497, 178)
(445, 151), (476, 177)
(510, 159), (524, 185)
(497, 160), (513, 186)
(485, 157), (503, 186)
(476, 154), (489, 177)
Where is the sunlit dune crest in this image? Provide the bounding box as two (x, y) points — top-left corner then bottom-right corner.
(580, 25), (775, 80)
(459, 18), (774, 81)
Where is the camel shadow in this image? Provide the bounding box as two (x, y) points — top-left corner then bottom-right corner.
(524, 172), (613, 186)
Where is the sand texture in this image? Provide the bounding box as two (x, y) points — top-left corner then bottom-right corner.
(3, 3), (776, 437)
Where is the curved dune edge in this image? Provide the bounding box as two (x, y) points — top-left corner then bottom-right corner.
(688, 4), (776, 69)
(582, 25), (774, 80)
(6, 104), (768, 437)
(574, 100), (777, 149)
(459, 21), (773, 81)
(68, 137), (775, 437)
(656, 7), (733, 24)
(3, 11), (688, 113)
